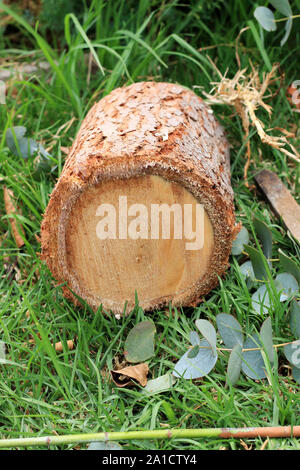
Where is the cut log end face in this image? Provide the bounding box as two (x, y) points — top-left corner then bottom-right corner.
(41, 81), (236, 315)
(63, 175), (214, 312)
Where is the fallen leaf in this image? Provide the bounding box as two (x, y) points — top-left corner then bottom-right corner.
(124, 320), (156, 363)
(143, 373), (176, 395)
(110, 363), (149, 387)
(3, 186), (25, 247)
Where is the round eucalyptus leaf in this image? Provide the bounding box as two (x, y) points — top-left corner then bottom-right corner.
(253, 217), (273, 260)
(226, 343), (242, 387)
(290, 300), (300, 338)
(6, 126), (27, 155)
(239, 261), (255, 281)
(252, 285), (271, 315)
(242, 334), (267, 380)
(195, 319), (217, 356)
(284, 340), (300, 368)
(292, 366), (300, 384)
(173, 339), (218, 379)
(280, 12), (293, 45)
(231, 226), (249, 255)
(6, 126), (51, 162)
(216, 313), (243, 348)
(190, 330), (201, 346)
(279, 250), (300, 285)
(254, 6), (276, 32)
(270, 0), (292, 17)
(275, 273), (299, 301)
(244, 245), (269, 281)
(124, 320), (156, 363)
(260, 316), (274, 364)
(187, 345), (200, 358)
(143, 374), (176, 395)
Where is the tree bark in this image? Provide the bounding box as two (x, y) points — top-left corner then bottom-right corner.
(41, 81), (239, 314)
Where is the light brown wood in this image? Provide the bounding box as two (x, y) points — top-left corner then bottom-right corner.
(255, 169), (300, 243)
(41, 81), (239, 315)
(65, 175), (214, 311)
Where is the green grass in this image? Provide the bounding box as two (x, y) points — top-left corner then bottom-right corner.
(0, 0), (299, 450)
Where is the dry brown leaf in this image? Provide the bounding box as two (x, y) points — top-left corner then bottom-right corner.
(3, 186), (25, 247)
(110, 363), (149, 388)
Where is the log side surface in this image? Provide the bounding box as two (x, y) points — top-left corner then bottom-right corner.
(41, 81), (238, 313)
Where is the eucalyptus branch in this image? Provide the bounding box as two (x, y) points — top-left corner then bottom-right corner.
(218, 339), (299, 353)
(189, 339), (299, 353)
(0, 426), (299, 448)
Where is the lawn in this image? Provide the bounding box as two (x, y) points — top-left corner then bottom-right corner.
(0, 0), (299, 450)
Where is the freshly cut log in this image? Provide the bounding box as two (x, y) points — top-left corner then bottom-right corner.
(41, 81), (238, 314)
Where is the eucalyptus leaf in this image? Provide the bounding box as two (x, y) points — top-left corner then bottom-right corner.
(275, 273), (299, 301)
(252, 285), (271, 315)
(260, 316), (274, 363)
(281, 17), (292, 46)
(239, 260), (256, 289)
(253, 217), (273, 260)
(216, 313), (243, 348)
(284, 340), (300, 368)
(226, 343), (242, 387)
(87, 441), (123, 450)
(188, 345), (200, 358)
(124, 320), (156, 363)
(173, 339), (218, 379)
(195, 319), (217, 356)
(254, 6), (276, 32)
(6, 127), (52, 171)
(190, 330), (201, 346)
(278, 250), (300, 285)
(239, 261), (255, 281)
(6, 127), (38, 159)
(290, 300), (300, 338)
(269, 0), (293, 45)
(242, 334), (267, 380)
(269, 0), (292, 17)
(6, 126), (26, 155)
(244, 245), (269, 280)
(292, 366), (300, 384)
(143, 373), (176, 395)
(231, 226), (249, 255)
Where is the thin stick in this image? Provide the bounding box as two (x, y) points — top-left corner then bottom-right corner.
(0, 426), (299, 448)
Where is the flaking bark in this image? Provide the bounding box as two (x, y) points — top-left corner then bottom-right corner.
(41, 81), (239, 314)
